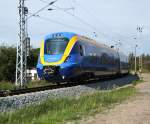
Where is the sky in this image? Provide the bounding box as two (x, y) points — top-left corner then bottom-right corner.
(0, 0), (150, 55)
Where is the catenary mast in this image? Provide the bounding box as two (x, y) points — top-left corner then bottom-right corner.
(16, 0), (29, 86)
(15, 0), (57, 86)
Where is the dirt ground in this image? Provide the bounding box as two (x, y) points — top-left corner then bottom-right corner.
(79, 73), (150, 124)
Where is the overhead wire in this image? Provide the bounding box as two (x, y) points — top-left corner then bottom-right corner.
(26, 0), (92, 35)
(39, 0), (127, 43)
(73, 0), (143, 51)
(39, 0), (74, 11)
(28, 0), (145, 54)
(30, 14), (90, 32)
(72, 0), (132, 41)
(39, 0), (107, 36)
(27, 0), (57, 20)
(32, 0), (132, 46)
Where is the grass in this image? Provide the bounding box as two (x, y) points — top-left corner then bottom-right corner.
(142, 69), (150, 73)
(0, 80), (49, 90)
(25, 80), (50, 88)
(0, 86), (136, 124)
(0, 82), (15, 90)
(132, 80), (143, 86)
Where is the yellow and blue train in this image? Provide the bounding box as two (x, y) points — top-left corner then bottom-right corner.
(37, 32), (129, 82)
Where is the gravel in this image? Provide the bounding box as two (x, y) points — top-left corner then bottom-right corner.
(0, 75), (138, 112)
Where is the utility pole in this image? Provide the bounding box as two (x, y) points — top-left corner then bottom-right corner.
(134, 44), (138, 74)
(137, 26), (143, 75)
(16, 0), (29, 87)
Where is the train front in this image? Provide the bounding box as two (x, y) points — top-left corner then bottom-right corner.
(37, 32), (80, 82)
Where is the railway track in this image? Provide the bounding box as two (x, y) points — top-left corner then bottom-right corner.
(0, 82), (80, 97)
(0, 74), (134, 98)
(0, 74), (139, 112)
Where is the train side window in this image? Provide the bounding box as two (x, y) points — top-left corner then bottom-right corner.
(71, 43), (80, 54)
(79, 45), (84, 56)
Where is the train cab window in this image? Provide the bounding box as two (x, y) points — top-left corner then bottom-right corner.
(45, 38), (69, 55)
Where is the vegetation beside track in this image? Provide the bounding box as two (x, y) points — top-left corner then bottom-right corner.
(25, 80), (50, 88)
(0, 45), (39, 82)
(132, 79), (143, 86)
(129, 54), (150, 72)
(142, 69), (150, 73)
(0, 80), (50, 90)
(0, 82), (15, 90)
(0, 86), (136, 124)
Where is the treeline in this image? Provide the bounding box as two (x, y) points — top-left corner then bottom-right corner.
(129, 53), (150, 72)
(0, 46), (39, 82)
(142, 54), (150, 71)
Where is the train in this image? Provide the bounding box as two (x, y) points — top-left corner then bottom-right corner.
(36, 32), (129, 82)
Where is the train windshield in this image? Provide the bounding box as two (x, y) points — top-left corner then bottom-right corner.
(45, 38), (69, 55)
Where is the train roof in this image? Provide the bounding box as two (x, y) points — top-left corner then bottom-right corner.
(44, 32), (76, 40)
(78, 35), (118, 53)
(44, 32), (126, 56)
(44, 32), (110, 49)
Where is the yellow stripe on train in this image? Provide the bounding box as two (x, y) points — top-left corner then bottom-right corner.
(40, 36), (78, 66)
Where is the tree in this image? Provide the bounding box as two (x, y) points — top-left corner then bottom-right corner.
(27, 48), (40, 69)
(0, 46), (16, 82)
(0, 46), (39, 82)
